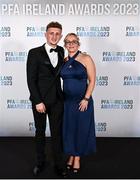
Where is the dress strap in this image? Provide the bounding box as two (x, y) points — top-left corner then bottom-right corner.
(68, 50), (81, 60)
(63, 50), (81, 69)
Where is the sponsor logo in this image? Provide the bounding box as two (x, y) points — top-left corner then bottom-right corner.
(27, 26), (45, 37)
(103, 51), (136, 62)
(76, 26), (110, 37)
(0, 26), (11, 37)
(126, 26), (140, 37)
(96, 76), (108, 86)
(96, 122), (107, 132)
(29, 122), (35, 132)
(0, 76), (12, 86)
(124, 76), (140, 85)
(7, 99), (32, 109)
(5, 51), (27, 62)
(101, 99), (133, 109)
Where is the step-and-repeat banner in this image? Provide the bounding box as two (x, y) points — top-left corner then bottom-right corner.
(0, 0), (140, 136)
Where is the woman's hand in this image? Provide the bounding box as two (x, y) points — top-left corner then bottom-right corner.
(79, 99), (88, 111)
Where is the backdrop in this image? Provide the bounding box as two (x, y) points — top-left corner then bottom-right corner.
(0, 0), (140, 137)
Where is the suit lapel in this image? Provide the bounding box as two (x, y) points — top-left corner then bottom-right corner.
(57, 46), (64, 66)
(40, 44), (55, 74)
(40, 44), (64, 75)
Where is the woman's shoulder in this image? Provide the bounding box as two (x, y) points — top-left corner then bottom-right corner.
(79, 52), (95, 69)
(79, 52), (93, 61)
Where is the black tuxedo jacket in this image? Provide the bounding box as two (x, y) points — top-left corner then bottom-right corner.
(26, 44), (64, 105)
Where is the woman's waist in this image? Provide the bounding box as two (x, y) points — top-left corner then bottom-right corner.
(62, 75), (87, 80)
(64, 94), (93, 102)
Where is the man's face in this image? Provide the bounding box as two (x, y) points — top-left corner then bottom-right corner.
(45, 27), (62, 47)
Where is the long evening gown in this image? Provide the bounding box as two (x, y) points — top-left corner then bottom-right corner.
(60, 51), (96, 156)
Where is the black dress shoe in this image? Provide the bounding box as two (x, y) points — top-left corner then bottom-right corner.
(33, 163), (45, 176)
(54, 166), (68, 178)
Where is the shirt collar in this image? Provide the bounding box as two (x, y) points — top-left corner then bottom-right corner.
(45, 43), (57, 53)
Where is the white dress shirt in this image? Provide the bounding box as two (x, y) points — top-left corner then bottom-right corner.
(44, 43), (58, 68)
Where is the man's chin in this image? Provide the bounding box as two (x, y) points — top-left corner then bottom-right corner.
(50, 42), (58, 46)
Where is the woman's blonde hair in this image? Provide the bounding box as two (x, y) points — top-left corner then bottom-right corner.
(64, 33), (80, 46)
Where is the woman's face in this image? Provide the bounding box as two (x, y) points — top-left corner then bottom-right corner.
(65, 35), (79, 54)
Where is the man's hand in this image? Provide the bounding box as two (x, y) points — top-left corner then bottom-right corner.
(36, 103), (46, 113)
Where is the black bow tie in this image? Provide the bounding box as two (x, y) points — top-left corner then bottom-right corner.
(50, 47), (58, 53)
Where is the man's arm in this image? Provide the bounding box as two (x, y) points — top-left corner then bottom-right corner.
(26, 49), (42, 105)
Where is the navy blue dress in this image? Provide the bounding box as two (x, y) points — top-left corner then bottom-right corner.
(60, 51), (96, 156)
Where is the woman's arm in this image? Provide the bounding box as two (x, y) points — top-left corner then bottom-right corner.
(84, 55), (96, 99)
(79, 54), (96, 111)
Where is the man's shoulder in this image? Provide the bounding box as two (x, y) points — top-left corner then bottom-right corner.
(57, 45), (64, 51)
(29, 44), (44, 53)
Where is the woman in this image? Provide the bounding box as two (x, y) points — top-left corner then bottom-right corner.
(60, 33), (96, 173)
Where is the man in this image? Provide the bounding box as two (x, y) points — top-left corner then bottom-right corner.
(26, 22), (66, 177)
